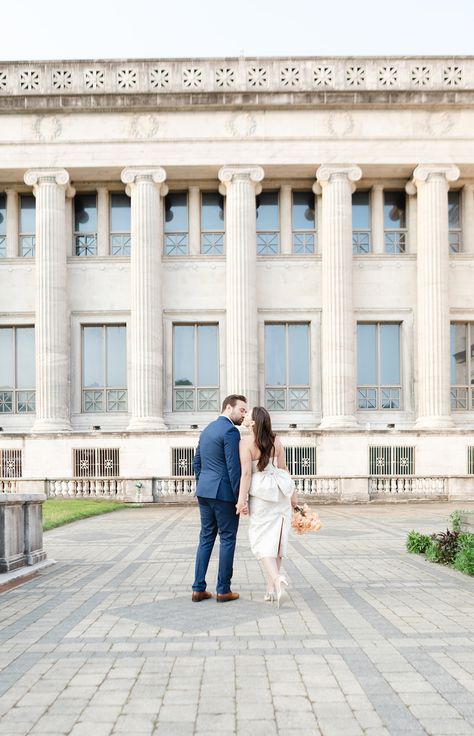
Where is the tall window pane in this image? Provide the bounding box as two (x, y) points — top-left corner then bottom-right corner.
(165, 192), (188, 255)
(288, 324), (309, 385)
(450, 322), (470, 410)
(106, 326), (127, 387)
(82, 325), (127, 412)
(357, 323), (401, 410)
(292, 191), (315, 254)
(384, 191), (406, 254)
(173, 324), (219, 412)
(265, 324), (286, 386)
(20, 194), (36, 257)
(16, 328), (35, 388)
(257, 191), (279, 255)
(197, 325), (218, 386)
(0, 195), (5, 258)
(0, 326), (35, 414)
(352, 191), (371, 254)
(448, 190), (461, 253)
(83, 327), (103, 388)
(201, 192), (224, 255)
(110, 193), (131, 256)
(75, 193), (97, 256)
(265, 323), (310, 411)
(0, 328), (14, 388)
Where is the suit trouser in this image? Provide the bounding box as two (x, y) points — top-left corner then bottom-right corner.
(193, 497), (239, 594)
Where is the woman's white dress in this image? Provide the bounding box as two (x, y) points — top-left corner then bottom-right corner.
(248, 458), (294, 560)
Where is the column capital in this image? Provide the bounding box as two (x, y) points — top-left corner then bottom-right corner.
(24, 168), (74, 196)
(407, 164), (460, 192)
(218, 165), (264, 195)
(316, 164), (362, 188)
(121, 167), (168, 195)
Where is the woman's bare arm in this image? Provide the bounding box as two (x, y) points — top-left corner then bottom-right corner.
(236, 438), (253, 514)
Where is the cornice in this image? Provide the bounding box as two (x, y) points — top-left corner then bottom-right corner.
(0, 57), (473, 112)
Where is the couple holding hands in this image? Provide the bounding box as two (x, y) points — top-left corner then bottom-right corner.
(192, 394), (298, 607)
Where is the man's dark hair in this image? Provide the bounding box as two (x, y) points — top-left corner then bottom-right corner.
(221, 394), (247, 412)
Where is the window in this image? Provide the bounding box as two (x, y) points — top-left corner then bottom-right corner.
(265, 323), (310, 411)
(165, 192), (188, 255)
(20, 194), (36, 257)
(450, 322), (474, 410)
(74, 193), (97, 256)
(82, 325), (127, 412)
(468, 447), (474, 475)
(73, 448), (120, 477)
(357, 323), (401, 409)
(352, 191), (371, 253)
(292, 191), (316, 254)
(110, 193), (131, 256)
(384, 191), (406, 253)
(0, 449), (22, 478)
(173, 324), (219, 411)
(0, 327), (35, 413)
(369, 446), (414, 475)
(201, 192), (224, 254)
(448, 191), (461, 253)
(172, 447), (195, 476)
(256, 191), (279, 254)
(0, 194), (6, 258)
(285, 446), (316, 475)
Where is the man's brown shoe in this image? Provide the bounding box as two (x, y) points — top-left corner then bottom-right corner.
(216, 592), (240, 602)
(192, 591), (213, 602)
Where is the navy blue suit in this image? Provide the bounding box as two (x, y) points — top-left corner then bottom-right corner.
(192, 416), (241, 594)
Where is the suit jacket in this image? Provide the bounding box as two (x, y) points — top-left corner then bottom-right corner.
(193, 416), (241, 503)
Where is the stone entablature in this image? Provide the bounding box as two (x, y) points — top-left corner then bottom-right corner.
(0, 57), (473, 111)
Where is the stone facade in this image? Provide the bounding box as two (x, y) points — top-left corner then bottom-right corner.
(0, 56), (474, 502)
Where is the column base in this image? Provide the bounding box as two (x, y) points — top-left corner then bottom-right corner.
(414, 415), (454, 430)
(31, 419), (72, 433)
(319, 415), (359, 430)
(127, 416), (167, 432)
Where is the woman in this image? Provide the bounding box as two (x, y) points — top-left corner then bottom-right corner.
(236, 407), (298, 606)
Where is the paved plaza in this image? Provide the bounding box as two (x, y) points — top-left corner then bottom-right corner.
(1, 502), (474, 736)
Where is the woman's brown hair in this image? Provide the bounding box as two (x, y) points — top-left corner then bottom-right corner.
(252, 406), (276, 472)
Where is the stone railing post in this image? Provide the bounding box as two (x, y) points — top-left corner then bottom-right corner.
(24, 169), (73, 432)
(218, 166), (264, 407)
(316, 165), (362, 428)
(406, 164), (460, 428)
(121, 167), (168, 430)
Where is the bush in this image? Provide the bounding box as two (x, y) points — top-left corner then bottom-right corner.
(429, 529), (460, 565)
(425, 539), (442, 563)
(450, 509), (467, 532)
(406, 530), (431, 554)
(453, 533), (474, 576)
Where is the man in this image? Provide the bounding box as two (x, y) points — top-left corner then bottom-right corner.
(191, 394), (247, 602)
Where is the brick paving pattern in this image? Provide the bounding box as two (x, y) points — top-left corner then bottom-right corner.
(1, 502), (474, 735)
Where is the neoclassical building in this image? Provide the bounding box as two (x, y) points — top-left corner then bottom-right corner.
(0, 56), (473, 502)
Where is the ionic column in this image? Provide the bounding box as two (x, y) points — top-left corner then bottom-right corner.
(24, 169), (74, 432)
(121, 167), (168, 431)
(407, 164), (460, 428)
(316, 164), (362, 428)
(218, 166), (264, 407)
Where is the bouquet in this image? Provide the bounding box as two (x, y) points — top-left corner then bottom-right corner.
(291, 504), (322, 535)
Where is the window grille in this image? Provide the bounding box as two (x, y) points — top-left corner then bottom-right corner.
(468, 447), (474, 475)
(172, 447), (195, 476)
(73, 448), (120, 478)
(369, 446), (414, 476)
(0, 449), (22, 478)
(285, 446), (316, 476)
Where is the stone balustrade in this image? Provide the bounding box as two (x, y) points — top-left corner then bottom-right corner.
(0, 493), (46, 572)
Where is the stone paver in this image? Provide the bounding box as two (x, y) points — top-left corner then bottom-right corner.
(1, 502), (474, 735)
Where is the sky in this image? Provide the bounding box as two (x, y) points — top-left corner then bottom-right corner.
(1, 0), (473, 61)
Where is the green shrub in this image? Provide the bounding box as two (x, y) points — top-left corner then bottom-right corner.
(425, 539), (442, 563)
(406, 530), (431, 554)
(452, 533), (474, 576)
(450, 509), (467, 532)
(429, 529), (460, 565)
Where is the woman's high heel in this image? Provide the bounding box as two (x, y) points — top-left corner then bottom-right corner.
(264, 592), (275, 603)
(275, 576), (289, 609)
